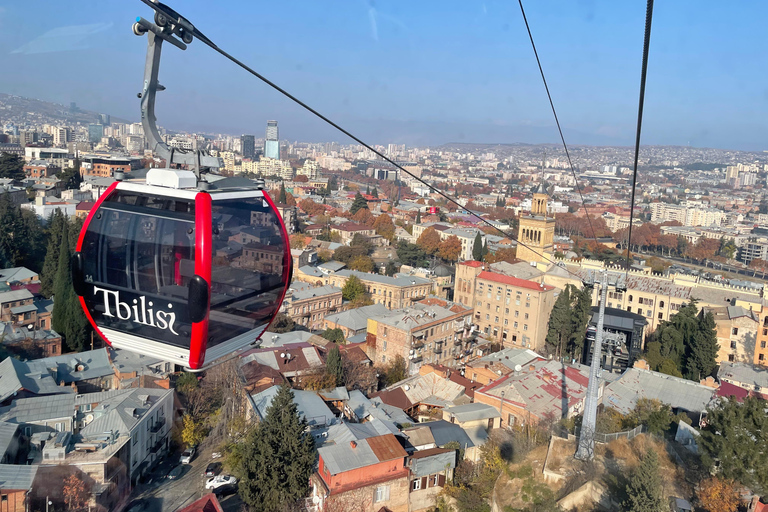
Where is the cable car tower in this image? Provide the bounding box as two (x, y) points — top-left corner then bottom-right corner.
(575, 270), (626, 460)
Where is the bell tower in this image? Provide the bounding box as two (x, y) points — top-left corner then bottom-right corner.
(516, 183), (556, 265)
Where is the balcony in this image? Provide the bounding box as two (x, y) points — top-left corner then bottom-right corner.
(453, 338), (462, 346)
(433, 344), (443, 355)
(150, 417), (166, 433)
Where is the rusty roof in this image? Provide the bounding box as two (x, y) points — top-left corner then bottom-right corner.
(366, 433), (408, 462)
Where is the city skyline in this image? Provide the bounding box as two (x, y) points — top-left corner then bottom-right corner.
(0, 1), (766, 151)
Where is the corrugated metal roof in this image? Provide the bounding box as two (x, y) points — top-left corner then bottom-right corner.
(0, 393), (75, 423)
(319, 437), (380, 475)
(718, 362), (768, 389)
(0, 289), (33, 304)
(410, 448), (456, 477)
(26, 347), (113, 383)
(444, 403), (500, 423)
(0, 464), (38, 490)
(404, 420), (475, 450)
(291, 285), (341, 302)
(323, 304), (391, 332)
(367, 433), (407, 462)
(0, 421), (18, 459)
(335, 270), (431, 287)
(603, 368), (715, 415)
(80, 388), (172, 438)
(249, 386), (335, 426)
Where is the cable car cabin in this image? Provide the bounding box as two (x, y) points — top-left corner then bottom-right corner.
(73, 169), (292, 370)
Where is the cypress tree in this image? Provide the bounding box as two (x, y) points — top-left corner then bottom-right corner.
(278, 183), (287, 204)
(240, 385), (316, 511)
(622, 449), (666, 512)
(568, 286), (593, 361)
(685, 310), (719, 381)
(371, 187), (378, 198)
(326, 345), (344, 387)
(41, 211), (66, 297)
(545, 286), (573, 358)
(52, 222), (72, 343)
(415, 210), (421, 224)
(472, 232), (484, 261)
(365, 185), (370, 195)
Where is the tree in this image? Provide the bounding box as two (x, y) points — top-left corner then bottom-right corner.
(373, 213), (395, 241)
(350, 233), (373, 254)
(326, 345), (344, 387)
(415, 209), (421, 224)
(472, 232), (484, 261)
(696, 477), (739, 512)
(278, 183), (287, 204)
(545, 286), (573, 359)
(52, 221), (88, 351)
(268, 313), (295, 333)
(383, 355), (407, 385)
(0, 153), (25, 180)
(62, 474), (89, 512)
(437, 235), (462, 262)
(342, 275), (367, 302)
(240, 385), (316, 511)
(622, 449), (666, 512)
(334, 245), (368, 265)
(348, 255), (374, 273)
(289, 233), (307, 249)
(749, 258), (768, 278)
(40, 211), (67, 297)
(686, 310), (719, 381)
(59, 165), (83, 190)
(416, 227), (441, 256)
(351, 207), (375, 226)
(384, 260), (398, 277)
(350, 192), (369, 215)
(371, 187), (379, 198)
(629, 398), (672, 435)
(182, 414), (207, 447)
(396, 241), (428, 267)
(321, 328), (345, 344)
(699, 396), (768, 494)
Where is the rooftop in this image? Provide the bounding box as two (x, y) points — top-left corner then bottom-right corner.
(603, 367), (716, 415)
(319, 433), (407, 475)
(443, 403), (501, 423)
(718, 362), (768, 389)
(0, 464), (38, 490)
(477, 271), (554, 292)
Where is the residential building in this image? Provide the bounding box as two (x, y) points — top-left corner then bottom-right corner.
(324, 304), (391, 340)
(0, 465), (38, 512)
(440, 403), (501, 448)
(241, 134), (255, 159)
(474, 360), (591, 428)
(327, 271), (432, 309)
(240, 346), (325, 391)
(465, 347), (541, 385)
(407, 448), (456, 512)
(704, 306), (758, 364)
(310, 434), (410, 512)
(365, 301), (472, 372)
(753, 304), (768, 367)
(331, 222), (375, 245)
(454, 262), (555, 351)
(0, 289), (35, 324)
(79, 156), (131, 178)
(285, 284), (343, 330)
(718, 362), (768, 396)
(411, 223), (483, 262)
(603, 366), (716, 419)
(265, 120), (279, 160)
(23, 160), (59, 179)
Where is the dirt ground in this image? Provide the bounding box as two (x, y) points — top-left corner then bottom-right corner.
(493, 434), (693, 512)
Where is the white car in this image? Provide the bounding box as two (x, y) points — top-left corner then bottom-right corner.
(205, 475), (237, 490)
(180, 446), (196, 464)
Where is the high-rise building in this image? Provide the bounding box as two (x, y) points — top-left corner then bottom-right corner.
(99, 113), (111, 126)
(264, 120), (279, 160)
(241, 134), (255, 159)
(88, 124), (104, 143)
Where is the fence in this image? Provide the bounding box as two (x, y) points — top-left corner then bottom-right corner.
(574, 424), (646, 444)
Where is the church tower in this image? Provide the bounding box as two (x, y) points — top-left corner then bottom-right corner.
(516, 183), (556, 265)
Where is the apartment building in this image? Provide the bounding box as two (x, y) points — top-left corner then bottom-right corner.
(365, 301), (473, 373)
(411, 223), (484, 262)
(284, 284), (343, 330)
(704, 306), (758, 364)
(327, 270), (431, 309)
(455, 262), (555, 352)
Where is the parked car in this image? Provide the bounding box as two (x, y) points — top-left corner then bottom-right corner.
(180, 446), (196, 464)
(168, 465), (184, 480)
(211, 452), (222, 459)
(205, 475), (237, 490)
(204, 462), (222, 477)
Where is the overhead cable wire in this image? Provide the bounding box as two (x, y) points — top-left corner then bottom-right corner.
(516, 0), (600, 246)
(624, 0), (655, 279)
(186, 32), (586, 280)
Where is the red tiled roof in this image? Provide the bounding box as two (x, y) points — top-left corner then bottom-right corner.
(367, 434), (408, 462)
(370, 387), (412, 410)
(461, 261), (484, 268)
(717, 381), (750, 401)
(177, 494), (224, 512)
(477, 271), (554, 292)
(76, 202), (96, 211)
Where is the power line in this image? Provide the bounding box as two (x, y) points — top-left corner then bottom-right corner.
(624, 0), (655, 278)
(190, 32), (586, 280)
(516, 0), (600, 246)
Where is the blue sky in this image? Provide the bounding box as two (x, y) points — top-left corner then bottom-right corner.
(0, 1), (766, 150)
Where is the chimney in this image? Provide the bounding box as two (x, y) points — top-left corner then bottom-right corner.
(528, 364), (535, 371)
(350, 441), (357, 448)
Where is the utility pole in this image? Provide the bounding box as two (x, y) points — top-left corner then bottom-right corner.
(575, 270), (608, 461)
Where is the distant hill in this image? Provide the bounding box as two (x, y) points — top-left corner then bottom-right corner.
(0, 92), (131, 126)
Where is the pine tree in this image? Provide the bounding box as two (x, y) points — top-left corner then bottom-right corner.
(326, 345), (344, 387)
(349, 192), (369, 215)
(240, 385), (316, 511)
(472, 232), (484, 261)
(685, 310), (719, 381)
(278, 183), (287, 204)
(622, 449), (666, 512)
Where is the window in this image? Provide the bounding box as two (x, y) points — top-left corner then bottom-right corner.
(504, 319), (508, 325)
(505, 308), (509, 314)
(514, 322), (518, 328)
(628, 295), (633, 302)
(523, 324), (528, 331)
(659, 301), (665, 308)
(83, 403), (92, 412)
(525, 302), (530, 308)
(514, 310), (519, 317)
(54, 422), (63, 432)
(762, 341), (766, 349)
(495, 306), (500, 313)
(412, 479), (422, 491)
(728, 354), (735, 362)
(433, 474), (440, 486)
(764, 329), (767, 336)
(658, 312), (663, 319)
(374, 485), (390, 503)
(760, 354), (765, 361)
(524, 313), (529, 320)
(730, 341), (737, 349)
(507, 414), (515, 426)
(732, 328), (739, 335)
(486, 314), (490, 320)
(382, 340), (387, 351)
(494, 316), (499, 323)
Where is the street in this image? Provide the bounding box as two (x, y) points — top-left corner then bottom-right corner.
(130, 445), (243, 512)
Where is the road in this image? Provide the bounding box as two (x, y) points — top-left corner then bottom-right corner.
(130, 445), (243, 512)
(632, 250), (767, 283)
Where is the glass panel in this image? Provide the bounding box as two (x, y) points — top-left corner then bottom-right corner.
(208, 195), (287, 347)
(80, 192), (195, 348)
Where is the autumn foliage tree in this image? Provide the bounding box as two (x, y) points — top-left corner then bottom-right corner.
(373, 213), (396, 242)
(696, 477), (739, 512)
(437, 235), (462, 262)
(298, 198), (326, 217)
(62, 474), (89, 512)
(416, 227), (441, 256)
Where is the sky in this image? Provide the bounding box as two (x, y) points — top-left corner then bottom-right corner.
(0, 1), (766, 151)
